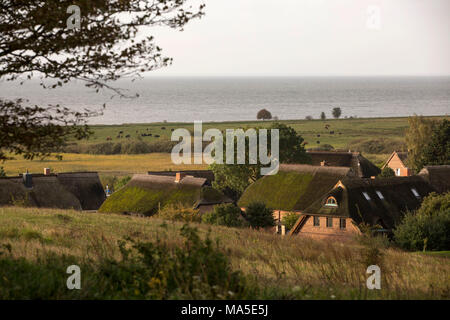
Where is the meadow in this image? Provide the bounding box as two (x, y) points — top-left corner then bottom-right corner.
(4, 116), (449, 177)
(0, 206), (448, 299)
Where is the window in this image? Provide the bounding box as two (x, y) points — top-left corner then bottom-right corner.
(376, 190), (384, 200)
(396, 168), (401, 176)
(325, 197), (338, 207)
(326, 217), (333, 228)
(362, 192), (371, 201)
(411, 188), (420, 198)
(340, 218), (346, 229)
(313, 216), (320, 227)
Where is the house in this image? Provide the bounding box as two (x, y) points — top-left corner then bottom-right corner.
(147, 170), (215, 185)
(382, 151), (413, 176)
(306, 151), (381, 178)
(290, 176), (437, 240)
(0, 171), (105, 210)
(99, 172), (232, 216)
(238, 164), (354, 222)
(418, 165), (450, 193)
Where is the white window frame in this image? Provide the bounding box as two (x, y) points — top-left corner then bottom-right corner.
(396, 168), (401, 176)
(362, 192), (371, 201)
(411, 188), (420, 198)
(376, 190), (384, 200)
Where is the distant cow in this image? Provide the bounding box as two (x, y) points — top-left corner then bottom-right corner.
(161, 127), (166, 130)
(330, 131), (334, 134)
(119, 131), (123, 134)
(125, 134), (131, 138)
(106, 136), (112, 141)
(154, 134), (160, 138)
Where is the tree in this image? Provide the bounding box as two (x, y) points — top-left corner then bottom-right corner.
(379, 167), (395, 178)
(332, 107), (342, 119)
(210, 123), (311, 200)
(419, 119), (450, 168)
(244, 202), (275, 229)
(0, 1), (205, 161)
(320, 112), (326, 120)
(282, 212), (300, 230)
(257, 109), (272, 120)
(305, 115), (313, 120)
(405, 115), (436, 172)
(202, 204), (246, 228)
(394, 192), (450, 251)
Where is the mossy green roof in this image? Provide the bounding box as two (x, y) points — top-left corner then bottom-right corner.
(238, 164), (350, 211)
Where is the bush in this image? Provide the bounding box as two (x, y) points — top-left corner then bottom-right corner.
(394, 192), (450, 251)
(379, 167), (395, 178)
(347, 138), (406, 155)
(202, 204), (245, 228)
(155, 204), (202, 223)
(282, 212), (300, 230)
(244, 202), (275, 229)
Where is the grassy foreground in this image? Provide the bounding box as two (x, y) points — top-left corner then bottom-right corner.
(0, 206), (449, 299)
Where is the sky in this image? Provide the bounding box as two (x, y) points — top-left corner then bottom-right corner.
(147, 0), (450, 77)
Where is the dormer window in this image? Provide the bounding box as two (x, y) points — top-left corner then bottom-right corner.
(362, 192), (371, 201)
(325, 197), (338, 207)
(411, 188), (420, 199)
(375, 190), (384, 200)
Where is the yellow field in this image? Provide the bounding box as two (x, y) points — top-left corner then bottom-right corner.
(1, 153), (207, 176)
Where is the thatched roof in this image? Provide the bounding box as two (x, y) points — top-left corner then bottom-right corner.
(57, 172), (106, 210)
(147, 170), (215, 184)
(418, 165), (450, 194)
(99, 173), (230, 215)
(292, 176), (436, 233)
(238, 164), (352, 211)
(0, 172), (105, 210)
(307, 151), (381, 178)
(0, 175), (81, 210)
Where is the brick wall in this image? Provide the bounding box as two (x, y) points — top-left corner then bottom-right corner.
(386, 154), (413, 176)
(296, 215), (360, 240)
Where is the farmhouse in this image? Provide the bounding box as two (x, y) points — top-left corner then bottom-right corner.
(382, 151), (413, 176)
(147, 170), (215, 185)
(238, 164), (354, 221)
(418, 165), (450, 193)
(290, 176), (437, 239)
(99, 172), (232, 215)
(0, 171), (105, 210)
(306, 150), (381, 178)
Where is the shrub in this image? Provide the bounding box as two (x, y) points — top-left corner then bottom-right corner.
(202, 204), (245, 228)
(394, 192), (450, 251)
(0, 166), (5, 177)
(379, 167), (395, 178)
(244, 202), (275, 229)
(282, 212), (300, 230)
(156, 204), (202, 223)
(347, 138), (406, 154)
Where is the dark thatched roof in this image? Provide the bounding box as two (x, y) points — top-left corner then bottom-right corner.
(147, 170), (215, 184)
(418, 165), (450, 194)
(307, 151), (381, 178)
(238, 164), (352, 211)
(0, 172), (105, 210)
(295, 176), (436, 233)
(99, 173), (230, 215)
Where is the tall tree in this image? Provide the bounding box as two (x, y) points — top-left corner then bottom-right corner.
(320, 112), (326, 120)
(332, 107), (342, 119)
(256, 109), (272, 120)
(419, 119), (450, 168)
(0, 0), (205, 161)
(405, 115), (436, 172)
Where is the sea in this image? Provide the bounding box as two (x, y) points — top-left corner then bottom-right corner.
(0, 77), (449, 124)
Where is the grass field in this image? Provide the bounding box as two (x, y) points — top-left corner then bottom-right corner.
(0, 206), (449, 299)
(2, 116), (448, 176)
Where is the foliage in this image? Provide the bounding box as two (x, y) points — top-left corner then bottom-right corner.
(305, 115), (313, 120)
(244, 202), (275, 229)
(394, 192), (450, 251)
(0, 1), (204, 161)
(419, 119), (450, 168)
(257, 109), (272, 120)
(211, 123), (310, 200)
(347, 138), (406, 154)
(0, 225), (249, 299)
(320, 112), (326, 120)
(332, 107), (342, 119)
(114, 176), (132, 191)
(155, 204), (202, 223)
(202, 204), (246, 228)
(0, 166), (5, 177)
(379, 167), (395, 178)
(282, 212), (300, 230)
(405, 115), (436, 172)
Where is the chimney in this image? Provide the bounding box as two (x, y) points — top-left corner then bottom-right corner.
(23, 171), (33, 188)
(44, 168), (51, 175)
(175, 172), (187, 183)
(320, 160), (327, 167)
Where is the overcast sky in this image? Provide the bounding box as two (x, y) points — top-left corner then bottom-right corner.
(147, 0), (450, 76)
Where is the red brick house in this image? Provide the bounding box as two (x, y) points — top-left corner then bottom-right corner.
(382, 151), (413, 176)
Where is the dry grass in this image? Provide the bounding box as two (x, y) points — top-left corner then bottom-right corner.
(0, 206), (448, 299)
(1, 153), (207, 176)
